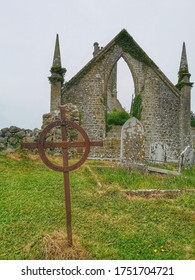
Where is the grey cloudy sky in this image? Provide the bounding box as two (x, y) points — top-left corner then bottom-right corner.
(0, 0), (195, 129)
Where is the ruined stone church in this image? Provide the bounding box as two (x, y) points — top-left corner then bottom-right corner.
(48, 29), (193, 164)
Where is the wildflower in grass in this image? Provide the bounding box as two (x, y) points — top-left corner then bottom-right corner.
(160, 246), (165, 252)
(153, 249), (158, 253)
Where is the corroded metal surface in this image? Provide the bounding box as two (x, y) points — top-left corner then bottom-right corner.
(21, 106), (103, 246)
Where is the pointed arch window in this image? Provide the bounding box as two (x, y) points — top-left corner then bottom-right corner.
(107, 57), (135, 113)
(117, 58), (134, 112)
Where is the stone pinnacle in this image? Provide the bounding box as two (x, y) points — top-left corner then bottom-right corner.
(179, 42), (188, 71)
(52, 34), (61, 67)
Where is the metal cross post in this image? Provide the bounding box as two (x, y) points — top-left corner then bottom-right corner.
(21, 106), (103, 246)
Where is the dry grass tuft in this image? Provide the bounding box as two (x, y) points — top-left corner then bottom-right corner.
(43, 230), (90, 260)
(5, 152), (25, 160)
(5, 152), (40, 161)
(27, 153), (40, 161)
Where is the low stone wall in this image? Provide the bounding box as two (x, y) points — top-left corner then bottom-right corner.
(0, 103), (79, 155)
(89, 125), (122, 159)
(0, 126), (40, 153)
(1, 110), (194, 164)
(41, 104), (79, 156)
(42, 103), (79, 128)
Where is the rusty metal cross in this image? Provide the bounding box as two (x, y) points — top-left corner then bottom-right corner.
(21, 106), (103, 246)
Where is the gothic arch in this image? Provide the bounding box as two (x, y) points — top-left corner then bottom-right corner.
(103, 50), (139, 104)
(61, 29), (188, 162)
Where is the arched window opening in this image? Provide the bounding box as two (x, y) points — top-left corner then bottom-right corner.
(117, 58), (134, 113)
(106, 58), (134, 114)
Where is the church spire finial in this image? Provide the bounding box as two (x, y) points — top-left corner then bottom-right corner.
(176, 41), (193, 91)
(179, 42), (188, 71)
(52, 34), (61, 67)
(49, 34), (66, 112)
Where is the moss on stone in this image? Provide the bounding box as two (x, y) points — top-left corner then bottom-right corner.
(64, 29), (157, 91)
(48, 66), (66, 84)
(50, 66), (66, 76)
(175, 67), (193, 90)
(130, 94), (142, 120)
(115, 29), (156, 67)
(191, 120), (195, 127)
(106, 109), (129, 132)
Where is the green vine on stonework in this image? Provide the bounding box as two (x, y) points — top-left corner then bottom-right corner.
(191, 111), (195, 127)
(115, 29), (156, 68)
(176, 81), (194, 91)
(48, 65), (66, 84)
(175, 67), (193, 90)
(191, 120), (195, 127)
(64, 29), (157, 91)
(48, 76), (64, 84)
(106, 109), (130, 132)
(50, 66), (66, 76)
(130, 94), (142, 121)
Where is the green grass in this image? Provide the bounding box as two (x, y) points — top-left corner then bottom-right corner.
(0, 154), (195, 260)
(93, 165), (195, 190)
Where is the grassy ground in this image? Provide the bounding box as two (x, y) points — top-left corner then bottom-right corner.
(0, 153), (194, 260)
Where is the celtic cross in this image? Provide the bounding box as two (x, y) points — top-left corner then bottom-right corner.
(21, 106), (103, 246)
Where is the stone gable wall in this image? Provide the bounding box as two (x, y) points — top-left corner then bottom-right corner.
(62, 59), (106, 141)
(62, 43), (182, 162)
(140, 68), (180, 162)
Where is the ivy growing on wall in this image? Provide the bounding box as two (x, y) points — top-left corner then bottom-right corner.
(106, 109), (130, 132)
(191, 120), (195, 127)
(50, 66), (66, 76)
(191, 111), (195, 127)
(48, 65), (66, 84)
(130, 94), (142, 121)
(175, 67), (193, 90)
(64, 29), (158, 91)
(115, 29), (156, 68)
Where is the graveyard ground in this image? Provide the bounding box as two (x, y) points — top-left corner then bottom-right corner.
(0, 152), (195, 260)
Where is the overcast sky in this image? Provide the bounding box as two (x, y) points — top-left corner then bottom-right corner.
(0, 0), (195, 129)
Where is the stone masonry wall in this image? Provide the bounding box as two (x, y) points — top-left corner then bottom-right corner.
(89, 125), (121, 159)
(140, 68), (181, 162)
(107, 63), (123, 112)
(62, 41), (182, 162)
(62, 63), (106, 142)
(0, 126), (40, 153)
(0, 103), (79, 155)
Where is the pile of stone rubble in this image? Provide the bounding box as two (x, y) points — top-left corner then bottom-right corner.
(0, 126), (40, 153)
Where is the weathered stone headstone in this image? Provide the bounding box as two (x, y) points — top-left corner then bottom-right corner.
(120, 117), (145, 171)
(150, 142), (168, 162)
